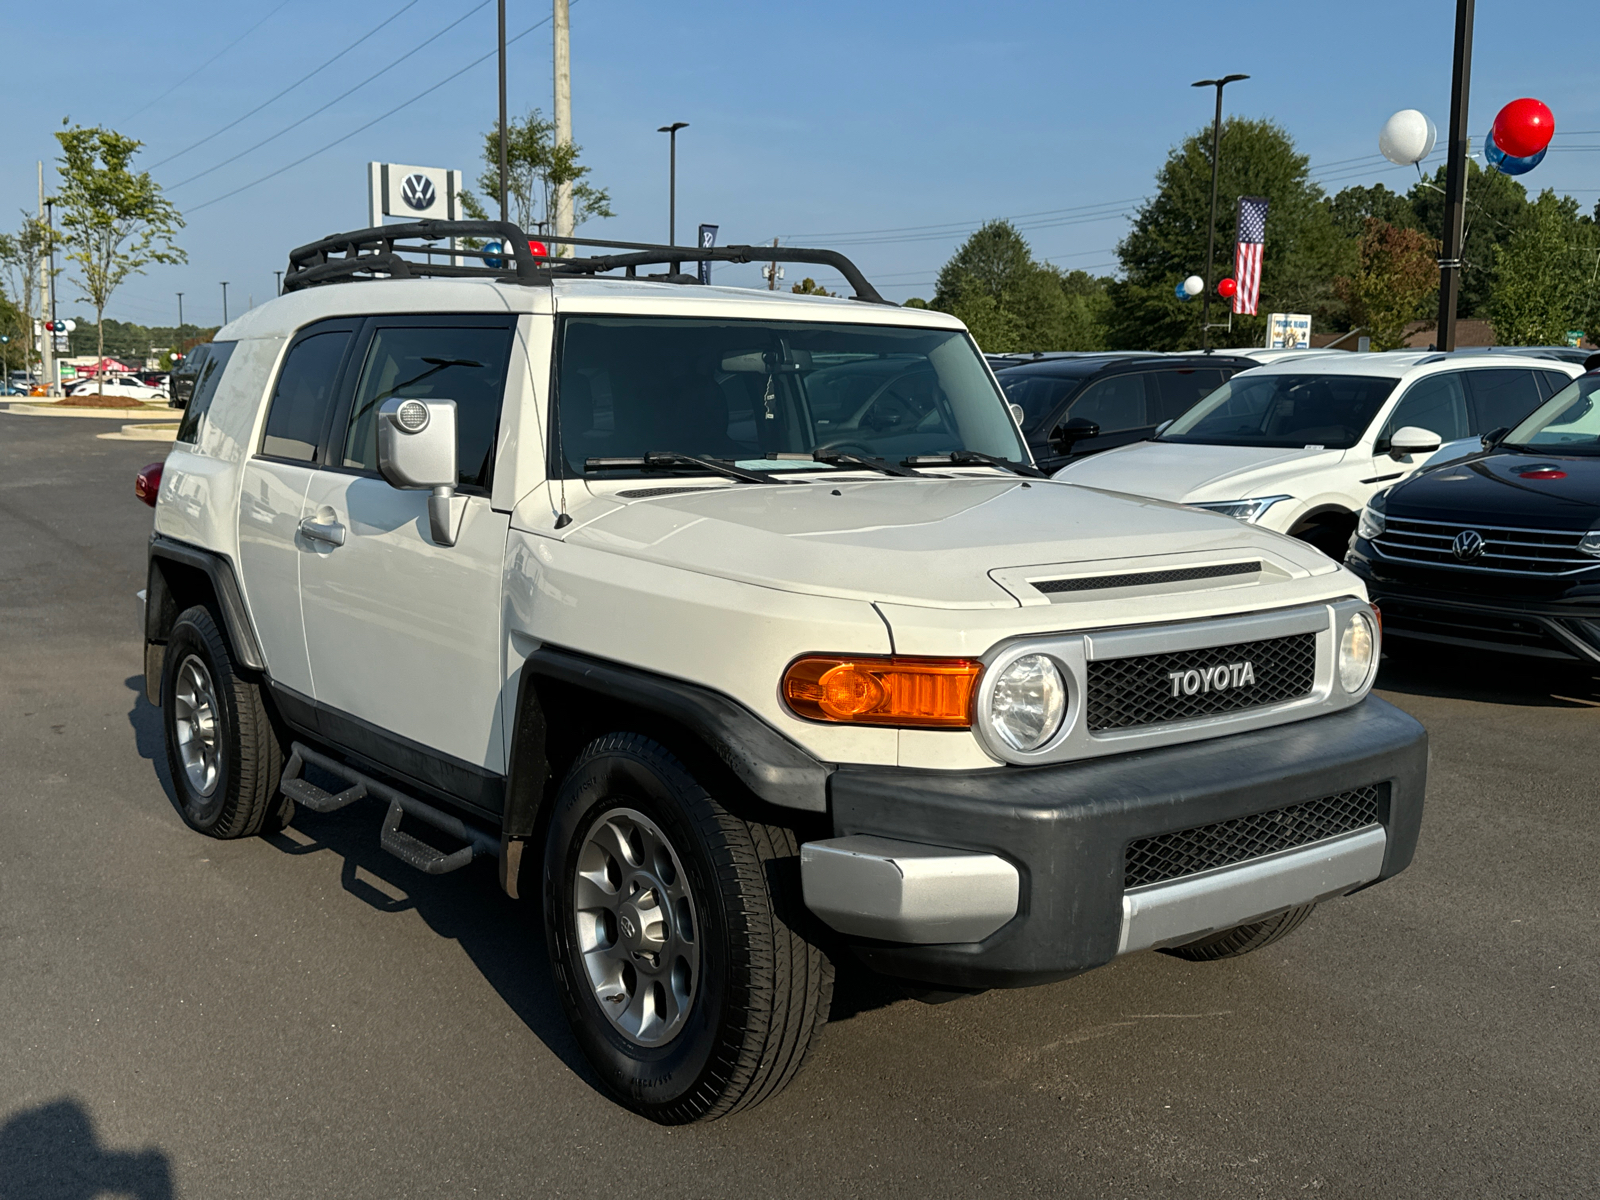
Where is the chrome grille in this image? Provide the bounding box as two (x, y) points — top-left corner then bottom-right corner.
(1086, 633), (1316, 732)
(1373, 516), (1598, 576)
(1124, 786), (1383, 890)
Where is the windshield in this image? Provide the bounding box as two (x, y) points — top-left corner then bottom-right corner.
(1503, 374), (1600, 455)
(1160, 372), (1398, 449)
(997, 371), (1090, 433)
(554, 316), (1026, 476)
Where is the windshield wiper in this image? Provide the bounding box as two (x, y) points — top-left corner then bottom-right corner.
(902, 450), (1048, 479)
(584, 452), (783, 485)
(811, 450), (920, 477)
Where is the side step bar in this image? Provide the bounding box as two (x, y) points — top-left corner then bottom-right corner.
(281, 742), (501, 875)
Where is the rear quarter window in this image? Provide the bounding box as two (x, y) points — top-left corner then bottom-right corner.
(175, 342), (237, 445)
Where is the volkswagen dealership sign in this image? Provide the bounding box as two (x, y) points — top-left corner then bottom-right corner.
(367, 162), (463, 226)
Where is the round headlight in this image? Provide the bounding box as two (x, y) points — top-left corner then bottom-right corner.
(1338, 612), (1377, 692)
(989, 654), (1066, 751)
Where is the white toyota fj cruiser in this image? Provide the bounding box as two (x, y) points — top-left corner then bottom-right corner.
(137, 222), (1427, 1123)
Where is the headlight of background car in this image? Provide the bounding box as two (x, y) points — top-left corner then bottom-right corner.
(1357, 489), (1388, 541)
(1188, 495), (1292, 523)
(1581, 527), (1600, 558)
(1338, 610), (1378, 692)
(988, 654), (1066, 751)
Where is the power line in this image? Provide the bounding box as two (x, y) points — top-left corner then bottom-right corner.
(125, 2), (293, 121)
(187, 5), (566, 214)
(149, 0), (422, 170)
(168, 0), (494, 192)
(783, 198), (1147, 242)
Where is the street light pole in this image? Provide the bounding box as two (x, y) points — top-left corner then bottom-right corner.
(657, 122), (688, 247)
(1434, 0), (1474, 352)
(497, 0), (508, 225)
(273, 270), (283, 296)
(176, 293), (184, 350)
(220, 282), (229, 326)
(1192, 73), (1248, 353)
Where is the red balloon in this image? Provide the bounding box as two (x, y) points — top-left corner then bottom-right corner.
(1493, 98), (1555, 159)
(528, 239), (549, 257)
(1217, 277), (1238, 299)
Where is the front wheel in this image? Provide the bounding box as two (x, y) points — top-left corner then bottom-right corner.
(544, 733), (833, 1123)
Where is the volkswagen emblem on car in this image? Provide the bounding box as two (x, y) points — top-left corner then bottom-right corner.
(400, 173), (436, 211)
(1452, 529), (1486, 561)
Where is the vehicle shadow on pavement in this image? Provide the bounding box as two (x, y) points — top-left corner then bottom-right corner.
(1376, 651), (1600, 708)
(0, 1098), (173, 1200)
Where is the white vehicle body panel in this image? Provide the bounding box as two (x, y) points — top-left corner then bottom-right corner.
(234, 459), (314, 694)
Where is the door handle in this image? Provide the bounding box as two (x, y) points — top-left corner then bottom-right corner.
(298, 515), (346, 547)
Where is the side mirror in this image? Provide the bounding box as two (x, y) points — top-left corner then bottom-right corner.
(1480, 425), (1511, 452)
(1154, 419), (1174, 437)
(378, 397), (460, 546)
(1049, 416), (1100, 455)
(1387, 425), (1443, 459)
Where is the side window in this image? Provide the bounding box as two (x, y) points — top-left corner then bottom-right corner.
(1067, 373), (1148, 433)
(1466, 368), (1544, 434)
(997, 373), (1081, 434)
(341, 324), (514, 491)
(1381, 372), (1469, 444)
(1537, 370), (1573, 401)
(260, 330), (353, 462)
(175, 341), (236, 444)
(1154, 368), (1224, 423)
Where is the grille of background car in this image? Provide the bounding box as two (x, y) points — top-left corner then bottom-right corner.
(1374, 517), (1597, 576)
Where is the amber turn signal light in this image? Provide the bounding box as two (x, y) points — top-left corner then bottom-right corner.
(782, 655), (982, 728)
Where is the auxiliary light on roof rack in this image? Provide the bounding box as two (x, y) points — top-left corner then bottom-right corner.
(282, 220), (889, 304)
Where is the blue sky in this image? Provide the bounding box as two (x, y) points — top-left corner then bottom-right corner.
(4, 0), (1597, 327)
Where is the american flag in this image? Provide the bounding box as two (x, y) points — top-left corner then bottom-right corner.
(1233, 195), (1268, 316)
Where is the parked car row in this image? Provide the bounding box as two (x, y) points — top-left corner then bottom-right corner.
(67, 375), (169, 400)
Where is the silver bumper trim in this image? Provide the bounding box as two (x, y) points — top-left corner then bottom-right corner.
(1118, 825), (1387, 956)
(800, 836), (1020, 944)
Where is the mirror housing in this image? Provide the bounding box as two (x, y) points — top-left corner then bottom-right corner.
(1480, 425), (1511, 452)
(1154, 419), (1174, 438)
(378, 397), (459, 546)
(1048, 416), (1100, 455)
(1387, 425), (1443, 459)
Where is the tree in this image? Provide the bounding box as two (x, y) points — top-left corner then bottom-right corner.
(790, 277), (835, 296)
(0, 215), (55, 376)
(53, 124), (184, 362)
(931, 220), (1110, 352)
(461, 109), (613, 242)
(1333, 220), (1440, 350)
(1407, 160), (1530, 320)
(1107, 117), (1342, 350)
(1488, 191), (1593, 346)
(1327, 183), (1419, 240)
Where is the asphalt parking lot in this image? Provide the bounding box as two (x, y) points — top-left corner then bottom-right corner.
(2, 412), (1597, 1199)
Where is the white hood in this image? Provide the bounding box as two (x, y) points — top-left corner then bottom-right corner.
(1056, 440), (1348, 502)
(566, 475), (1335, 610)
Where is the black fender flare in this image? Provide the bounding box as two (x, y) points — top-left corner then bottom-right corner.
(146, 535), (265, 677)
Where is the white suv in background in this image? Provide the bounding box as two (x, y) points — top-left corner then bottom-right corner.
(1054, 352), (1581, 556)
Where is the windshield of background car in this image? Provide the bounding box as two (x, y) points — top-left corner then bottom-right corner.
(553, 316), (1027, 475)
(1504, 374), (1600, 454)
(1159, 372), (1399, 449)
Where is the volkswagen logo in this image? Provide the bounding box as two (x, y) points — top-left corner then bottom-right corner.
(1452, 529), (1486, 561)
(400, 173), (436, 211)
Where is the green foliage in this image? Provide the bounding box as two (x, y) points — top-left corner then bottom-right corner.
(902, 297), (929, 309)
(932, 220), (1110, 352)
(59, 314), (218, 362)
(1489, 191), (1597, 346)
(460, 108), (613, 240)
(790, 277), (836, 296)
(1327, 183), (1420, 240)
(0, 215), (57, 371)
(1407, 160), (1530, 320)
(1108, 117), (1342, 350)
(54, 124), (185, 360)
(1333, 220), (1440, 350)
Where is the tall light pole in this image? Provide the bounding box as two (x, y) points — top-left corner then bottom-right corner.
(497, 0), (508, 225)
(176, 293), (184, 354)
(657, 122), (688, 246)
(273, 270), (283, 296)
(1434, 0), (1474, 352)
(553, 0), (573, 253)
(1192, 73), (1248, 353)
(220, 282), (229, 326)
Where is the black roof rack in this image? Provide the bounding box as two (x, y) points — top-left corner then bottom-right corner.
(283, 220), (889, 304)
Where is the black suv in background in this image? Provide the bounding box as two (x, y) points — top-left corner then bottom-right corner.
(994, 353), (1256, 471)
(1348, 370), (1600, 666)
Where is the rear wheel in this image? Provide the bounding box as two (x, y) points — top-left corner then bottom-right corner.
(1160, 904), (1317, 962)
(161, 606), (285, 838)
(544, 733), (833, 1123)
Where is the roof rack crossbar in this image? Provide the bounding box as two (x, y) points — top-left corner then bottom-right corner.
(282, 223), (889, 303)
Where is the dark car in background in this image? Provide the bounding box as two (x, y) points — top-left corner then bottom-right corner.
(166, 343), (219, 409)
(994, 353), (1256, 471)
(1348, 370), (1600, 666)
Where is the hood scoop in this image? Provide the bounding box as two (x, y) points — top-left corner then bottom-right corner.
(993, 556), (1288, 606)
(1033, 560), (1261, 595)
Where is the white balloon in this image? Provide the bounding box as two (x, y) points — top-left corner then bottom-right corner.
(1182, 275), (1204, 297)
(1379, 109), (1438, 166)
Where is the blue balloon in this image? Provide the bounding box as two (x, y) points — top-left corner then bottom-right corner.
(1484, 130), (1546, 176)
(1175, 281), (1189, 301)
(481, 240), (504, 269)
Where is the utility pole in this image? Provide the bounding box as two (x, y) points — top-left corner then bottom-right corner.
(553, 0), (573, 255)
(1434, 0), (1474, 352)
(220, 282), (229, 326)
(657, 122), (688, 246)
(273, 270), (283, 296)
(497, 0), (509, 226)
(176, 293), (185, 357)
(1192, 74), (1248, 353)
(38, 162), (54, 395)
(767, 237), (780, 291)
